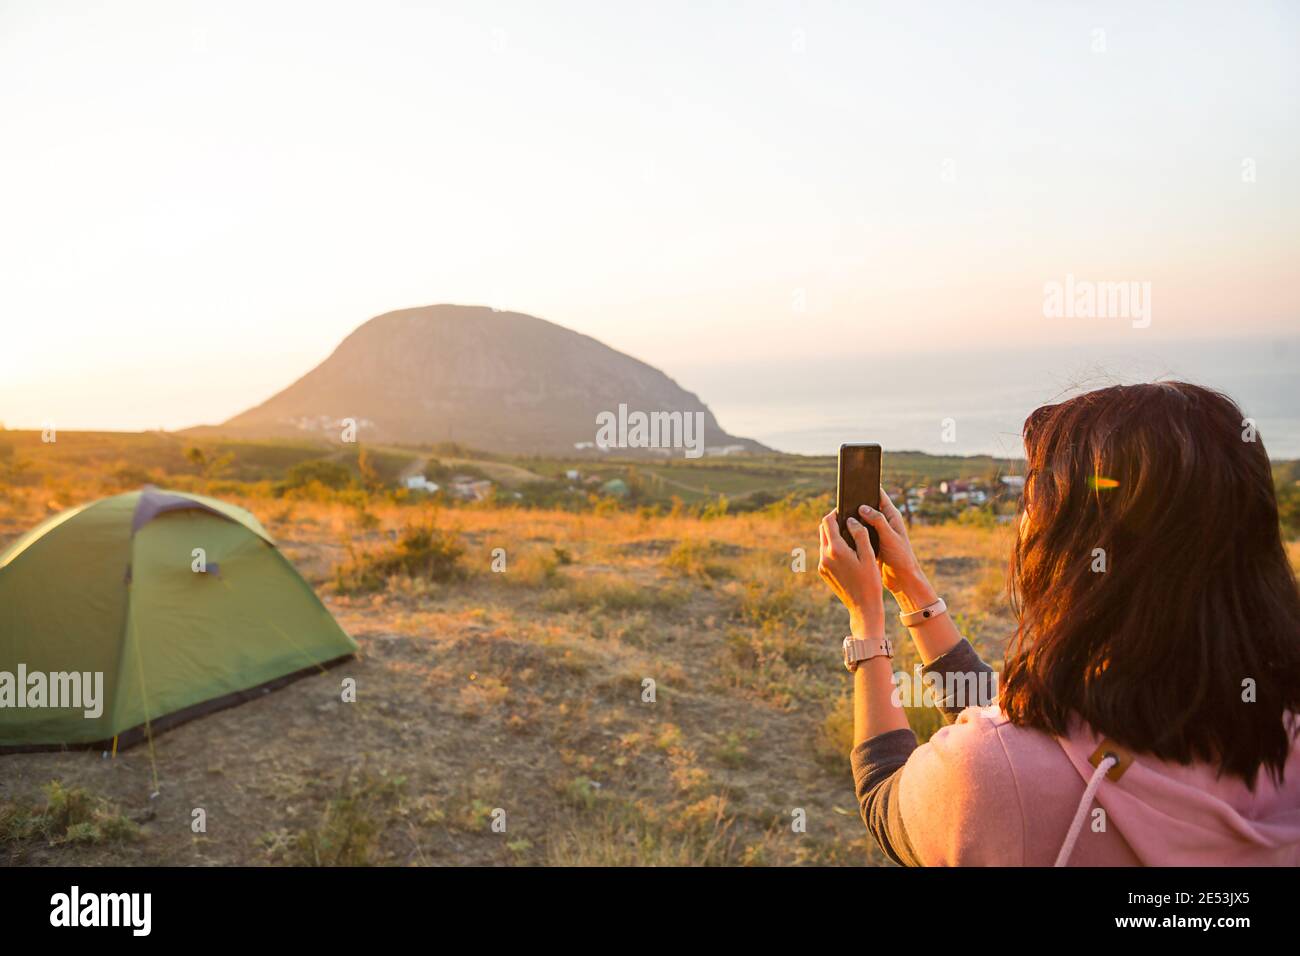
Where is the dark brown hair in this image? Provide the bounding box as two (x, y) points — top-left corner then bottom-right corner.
(1001, 382), (1300, 784)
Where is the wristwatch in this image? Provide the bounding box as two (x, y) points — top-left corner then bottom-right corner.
(843, 635), (893, 672)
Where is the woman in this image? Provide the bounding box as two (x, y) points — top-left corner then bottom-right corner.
(818, 382), (1300, 865)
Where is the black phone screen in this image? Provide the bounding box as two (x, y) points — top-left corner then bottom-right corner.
(837, 443), (881, 554)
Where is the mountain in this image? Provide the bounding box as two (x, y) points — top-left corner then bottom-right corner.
(208, 305), (766, 456)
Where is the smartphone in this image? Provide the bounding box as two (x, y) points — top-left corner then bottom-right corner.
(837, 443), (881, 555)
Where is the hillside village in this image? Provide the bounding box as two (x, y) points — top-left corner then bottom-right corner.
(401, 455), (1028, 525)
(900, 475), (1026, 524)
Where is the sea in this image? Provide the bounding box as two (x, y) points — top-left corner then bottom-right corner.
(684, 336), (1300, 459)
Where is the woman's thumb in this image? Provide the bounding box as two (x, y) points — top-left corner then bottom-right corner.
(858, 504), (889, 530)
(846, 515), (874, 555)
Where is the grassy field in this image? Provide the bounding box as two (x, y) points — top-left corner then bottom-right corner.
(1, 431), (1295, 866)
(0, 428), (1022, 506)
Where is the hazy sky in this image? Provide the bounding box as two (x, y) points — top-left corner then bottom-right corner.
(1, 0), (1296, 435)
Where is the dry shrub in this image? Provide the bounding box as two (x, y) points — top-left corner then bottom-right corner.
(287, 765), (406, 866)
(334, 519), (465, 593)
(1, 782), (138, 849)
(663, 539), (734, 581)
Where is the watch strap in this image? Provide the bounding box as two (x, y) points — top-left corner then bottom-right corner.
(843, 635), (893, 672)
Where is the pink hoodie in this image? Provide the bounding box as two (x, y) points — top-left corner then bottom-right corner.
(897, 704), (1300, 866)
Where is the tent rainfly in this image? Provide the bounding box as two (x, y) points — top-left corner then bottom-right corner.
(0, 488), (356, 751)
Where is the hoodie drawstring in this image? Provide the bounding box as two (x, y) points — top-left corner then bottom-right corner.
(1054, 754), (1119, 866)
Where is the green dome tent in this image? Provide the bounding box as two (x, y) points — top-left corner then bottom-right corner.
(0, 488), (356, 751)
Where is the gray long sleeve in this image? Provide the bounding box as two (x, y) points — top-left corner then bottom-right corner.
(850, 638), (996, 865)
(924, 636), (998, 724)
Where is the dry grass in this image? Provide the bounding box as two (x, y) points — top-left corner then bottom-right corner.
(0, 481), (1016, 867)
(9, 461), (1287, 867)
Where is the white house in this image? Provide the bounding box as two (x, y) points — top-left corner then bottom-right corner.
(403, 475), (440, 493)
(450, 478), (494, 501)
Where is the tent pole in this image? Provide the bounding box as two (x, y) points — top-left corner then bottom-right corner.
(111, 735), (118, 758)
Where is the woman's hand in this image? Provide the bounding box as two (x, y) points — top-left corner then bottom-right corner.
(818, 510), (886, 639)
(856, 489), (961, 665)
(855, 488), (927, 598)
(819, 509), (912, 748)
